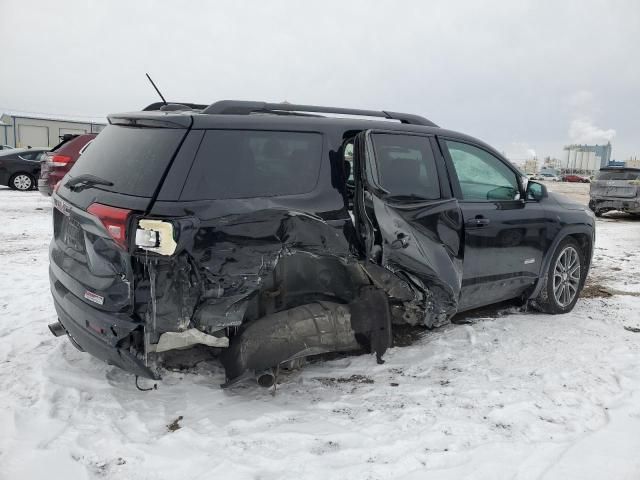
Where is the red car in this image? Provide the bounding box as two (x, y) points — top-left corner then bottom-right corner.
(38, 133), (97, 196)
(561, 174), (590, 183)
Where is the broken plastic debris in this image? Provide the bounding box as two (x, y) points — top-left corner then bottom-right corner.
(137, 219), (177, 255)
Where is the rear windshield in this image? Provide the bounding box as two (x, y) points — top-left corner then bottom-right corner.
(181, 130), (323, 200)
(597, 170), (640, 181)
(69, 125), (186, 197)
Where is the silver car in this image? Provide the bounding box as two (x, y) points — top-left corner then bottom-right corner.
(589, 167), (640, 217)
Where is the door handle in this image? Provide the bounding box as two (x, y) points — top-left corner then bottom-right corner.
(466, 216), (490, 227)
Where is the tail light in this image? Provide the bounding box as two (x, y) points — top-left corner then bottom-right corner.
(49, 154), (72, 167)
(87, 203), (132, 250)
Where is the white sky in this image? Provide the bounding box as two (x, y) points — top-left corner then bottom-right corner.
(1, 0), (638, 160)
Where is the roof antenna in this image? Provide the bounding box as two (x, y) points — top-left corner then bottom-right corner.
(145, 73), (167, 106)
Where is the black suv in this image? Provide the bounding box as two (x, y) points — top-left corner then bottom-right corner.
(48, 101), (595, 386)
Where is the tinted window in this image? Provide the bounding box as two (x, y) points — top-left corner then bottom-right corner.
(597, 170), (640, 181)
(19, 151), (44, 161)
(69, 125), (186, 197)
(370, 134), (440, 199)
(182, 130), (323, 200)
(444, 140), (519, 201)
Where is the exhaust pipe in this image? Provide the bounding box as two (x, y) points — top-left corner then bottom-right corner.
(255, 369), (276, 388)
(48, 321), (66, 337)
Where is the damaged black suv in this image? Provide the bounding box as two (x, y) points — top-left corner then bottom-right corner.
(48, 101), (595, 386)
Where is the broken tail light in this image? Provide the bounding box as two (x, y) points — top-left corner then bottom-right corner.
(135, 219), (177, 255)
(87, 203), (132, 250)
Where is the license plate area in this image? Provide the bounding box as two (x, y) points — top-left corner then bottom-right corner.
(62, 215), (85, 253)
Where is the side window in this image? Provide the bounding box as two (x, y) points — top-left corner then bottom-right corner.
(181, 130), (323, 200)
(370, 133), (440, 199)
(444, 140), (520, 201)
(19, 152), (37, 161)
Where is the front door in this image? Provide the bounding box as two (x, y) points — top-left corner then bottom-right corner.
(438, 138), (548, 310)
(353, 130), (464, 324)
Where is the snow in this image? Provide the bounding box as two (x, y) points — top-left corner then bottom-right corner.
(1, 188), (639, 480)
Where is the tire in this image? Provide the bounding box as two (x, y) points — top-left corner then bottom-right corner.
(594, 210), (603, 217)
(531, 237), (585, 314)
(9, 173), (34, 191)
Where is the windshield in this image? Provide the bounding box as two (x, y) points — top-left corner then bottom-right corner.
(596, 170), (640, 181)
(69, 125), (186, 197)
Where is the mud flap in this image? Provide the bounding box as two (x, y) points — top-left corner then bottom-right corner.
(349, 286), (392, 363)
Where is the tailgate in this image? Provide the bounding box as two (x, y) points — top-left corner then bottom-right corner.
(50, 122), (189, 312)
(51, 197), (134, 311)
(591, 180), (638, 198)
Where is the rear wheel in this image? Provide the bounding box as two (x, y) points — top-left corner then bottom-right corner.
(531, 238), (584, 314)
(9, 173), (34, 191)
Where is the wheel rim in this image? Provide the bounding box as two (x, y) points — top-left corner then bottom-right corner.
(13, 174), (32, 190)
(552, 246), (581, 307)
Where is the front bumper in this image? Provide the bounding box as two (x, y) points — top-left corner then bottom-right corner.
(50, 268), (158, 379)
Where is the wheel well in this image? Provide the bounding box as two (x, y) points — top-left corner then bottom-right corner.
(568, 233), (592, 270)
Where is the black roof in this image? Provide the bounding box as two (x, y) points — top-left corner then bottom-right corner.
(600, 166), (640, 172)
(141, 100), (437, 127)
(108, 100), (507, 162)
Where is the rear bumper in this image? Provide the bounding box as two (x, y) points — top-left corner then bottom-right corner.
(38, 179), (52, 196)
(50, 267), (158, 379)
(589, 197), (640, 213)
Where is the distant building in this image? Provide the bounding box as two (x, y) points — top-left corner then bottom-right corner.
(523, 158), (538, 175)
(627, 157), (640, 169)
(560, 143), (612, 174)
(0, 113), (106, 148)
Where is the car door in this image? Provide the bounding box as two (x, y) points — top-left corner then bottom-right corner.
(353, 130), (464, 324)
(438, 138), (548, 310)
(17, 150), (43, 174)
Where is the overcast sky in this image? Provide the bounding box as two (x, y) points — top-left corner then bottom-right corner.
(1, 0), (638, 160)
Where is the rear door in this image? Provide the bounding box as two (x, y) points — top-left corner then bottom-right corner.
(353, 130), (464, 321)
(438, 138), (548, 310)
(51, 122), (189, 313)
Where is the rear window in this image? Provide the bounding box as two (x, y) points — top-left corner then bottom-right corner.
(69, 125), (186, 197)
(181, 130), (323, 200)
(597, 170), (640, 181)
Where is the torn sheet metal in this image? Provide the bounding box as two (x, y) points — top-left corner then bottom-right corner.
(371, 196), (464, 326)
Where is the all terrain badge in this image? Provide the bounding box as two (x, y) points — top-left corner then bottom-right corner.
(84, 290), (105, 305)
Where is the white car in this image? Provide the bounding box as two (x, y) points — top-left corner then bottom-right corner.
(532, 173), (560, 182)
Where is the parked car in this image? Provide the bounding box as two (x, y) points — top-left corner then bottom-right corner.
(0, 145), (14, 150)
(48, 100), (595, 387)
(38, 133), (96, 196)
(0, 147), (49, 190)
(531, 172), (560, 182)
(562, 174), (590, 183)
(589, 167), (640, 217)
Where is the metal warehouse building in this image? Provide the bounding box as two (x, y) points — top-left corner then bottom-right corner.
(0, 113), (106, 148)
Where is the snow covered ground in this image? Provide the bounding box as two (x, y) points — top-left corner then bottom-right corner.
(1, 187), (639, 480)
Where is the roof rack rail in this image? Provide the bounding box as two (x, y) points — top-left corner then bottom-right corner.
(143, 102), (208, 112)
(201, 100), (438, 127)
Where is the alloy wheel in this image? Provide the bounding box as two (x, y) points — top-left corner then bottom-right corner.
(13, 174), (32, 191)
(552, 246), (581, 307)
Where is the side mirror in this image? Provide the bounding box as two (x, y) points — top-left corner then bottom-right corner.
(526, 181), (547, 201)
